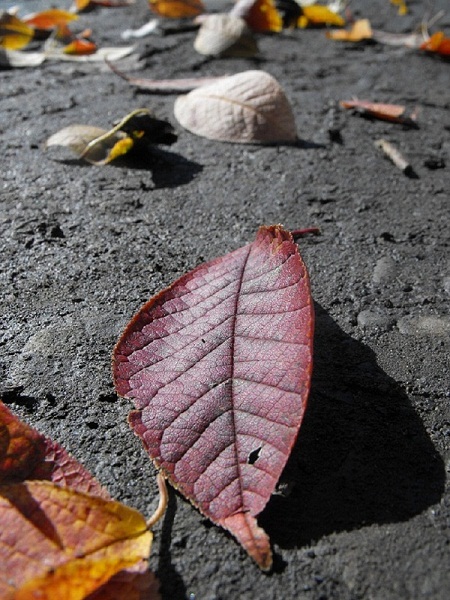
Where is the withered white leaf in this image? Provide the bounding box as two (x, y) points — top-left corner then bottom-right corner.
(173, 70), (297, 144)
(194, 14), (258, 58)
(45, 124), (125, 164)
(45, 108), (176, 165)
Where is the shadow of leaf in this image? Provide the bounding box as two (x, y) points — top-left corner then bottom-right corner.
(46, 146), (203, 188)
(260, 303), (445, 549)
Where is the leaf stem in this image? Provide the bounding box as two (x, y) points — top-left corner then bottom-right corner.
(146, 472), (169, 528)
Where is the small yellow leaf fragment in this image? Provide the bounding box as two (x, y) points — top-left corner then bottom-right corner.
(390, 0), (408, 16)
(106, 137), (135, 163)
(0, 13), (34, 50)
(326, 18), (372, 42)
(298, 5), (345, 28)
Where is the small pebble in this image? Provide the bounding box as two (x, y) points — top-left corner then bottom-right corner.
(372, 256), (397, 284)
(357, 309), (394, 330)
(397, 315), (450, 336)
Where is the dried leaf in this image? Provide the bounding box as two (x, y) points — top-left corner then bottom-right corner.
(390, 0), (408, 16)
(326, 18), (372, 42)
(0, 481), (153, 600)
(340, 99), (418, 127)
(298, 4), (345, 28)
(113, 224), (314, 569)
(371, 28), (425, 48)
(0, 48), (45, 66)
(0, 400), (108, 497)
(148, 0), (204, 19)
(23, 9), (78, 30)
(420, 31), (450, 56)
(174, 70), (297, 144)
(45, 109), (177, 165)
(194, 14), (258, 57)
(0, 12), (34, 50)
(86, 568), (161, 600)
(107, 59), (229, 93)
(75, 0), (135, 10)
(243, 0), (283, 32)
(63, 38), (97, 55)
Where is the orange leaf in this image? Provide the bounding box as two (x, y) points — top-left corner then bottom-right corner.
(326, 18), (372, 42)
(86, 567), (161, 600)
(148, 0), (204, 18)
(63, 38), (97, 55)
(0, 400), (108, 497)
(420, 31), (450, 56)
(23, 9), (78, 30)
(298, 5), (345, 29)
(0, 13), (34, 50)
(0, 481), (152, 600)
(340, 99), (418, 126)
(245, 0), (282, 33)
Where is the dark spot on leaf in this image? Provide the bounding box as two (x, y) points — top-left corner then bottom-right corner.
(248, 447), (262, 465)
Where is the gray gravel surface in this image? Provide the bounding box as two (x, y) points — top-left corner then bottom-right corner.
(1, 0), (449, 598)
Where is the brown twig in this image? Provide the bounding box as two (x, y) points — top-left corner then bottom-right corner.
(375, 138), (417, 178)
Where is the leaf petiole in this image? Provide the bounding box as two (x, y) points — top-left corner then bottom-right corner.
(146, 472), (169, 528)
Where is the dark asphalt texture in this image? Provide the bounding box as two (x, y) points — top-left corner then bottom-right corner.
(1, 1), (449, 598)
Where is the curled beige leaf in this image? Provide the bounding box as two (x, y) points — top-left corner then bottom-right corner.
(45, 125), (113, 159)
(194, 14), (258, 57)
(173, 70), (297, 144)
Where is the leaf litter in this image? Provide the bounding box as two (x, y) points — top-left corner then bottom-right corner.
(113, 224), (315, 569)
(0, 400), (166, 599)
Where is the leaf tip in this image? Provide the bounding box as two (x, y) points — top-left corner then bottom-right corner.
(222, 512), (272, 571)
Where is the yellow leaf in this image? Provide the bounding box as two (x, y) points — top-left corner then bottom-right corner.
(390, 0), (408, 16)
(326, 18), (372, 42)
(0, 13), (34, 50)
(298, 5), (345, 28)
(106, 137), (135, 163)
(245, 0), (283, 33)
(0, 481), (152, 600)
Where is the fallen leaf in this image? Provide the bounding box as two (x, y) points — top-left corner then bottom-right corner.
(298, 4), (345, 28)
(45, 108), (177, 165)
(107, 59), (229, 92)
(420, 31), (450, 56)
(86, 568), (161, 600)
(23, 9), (78, 30)
(174, 70), (297, 144)
(194, 14), (258, 57)
(113, 224), (314, 569)
(326, 18), (372, 42)
(148, 0), (204, 19)
(0, 481), (153, 600)
(0, 400), (108, 497)
(63, 38), (97, 55)
(0, 48), (45, 66)
(0, 402), (166, 599)
(0, 12), (34, 50)
(75, 0), (135, 10)
(371, 28), (425, 48)
(194, 14), (258, 58)
(340, 99), (419, 127)
(242, 0), (283, 32)
(390, 0), (408, 16)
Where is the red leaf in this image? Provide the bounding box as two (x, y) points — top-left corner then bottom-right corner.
(0, 400), (108, 498)
(113, 225), (314, 569)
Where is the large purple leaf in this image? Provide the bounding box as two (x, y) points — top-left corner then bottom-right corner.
(113, 225), (314, 569)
